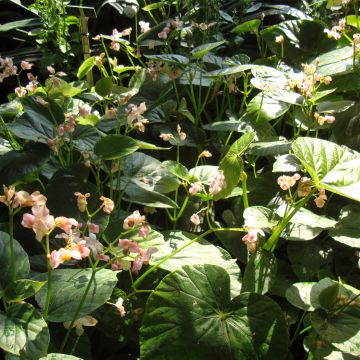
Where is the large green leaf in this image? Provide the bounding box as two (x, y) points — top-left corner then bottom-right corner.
(261, 20), (332, 60)
(316, 46), (355, 76)
(243, 206), (277, 228)
(242, 249), (278, 295)
(72, 126), (102, 152)
(40, 355), (83, 360)
(191, 41), (225, 58)
(94, 134), (139, 160)
(0, 232), (30, 292)
(35, 269), (118, 322)
(95, 77), (113, 97)
(140, 264), (289, 359)
(232, 19), (261, 33)
(0, 303), (49, 358)
(150, 231), (242, 297)
(0, 143), (50, 185)
(292, 137), (360, 202)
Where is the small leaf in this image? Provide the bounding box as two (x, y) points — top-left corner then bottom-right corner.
(4, 280), (46, 303)
(243, 206), (277, 228)
(95, 77), (113, 97)
(94, 134), (139, 160)
(286, 282), (316, 311)
(191, 41), (225, 58)
(232, 19), (261, 33)
(77, 56), (96, 79)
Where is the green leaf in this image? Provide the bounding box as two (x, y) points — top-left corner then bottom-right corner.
(145, 54), (189, 65)
(40, 354), (83, 360)
(0, 18), (41, 32)
(0, 232), (30, 292)
(0, 303), (49, 358)
(292, 137), (360, 202)
(4, 280), (46, 303)
(243, 206), (277, 228)
(242, 250), (278, 295)
(272, 154), (303, 172)
(150, 231), (242, 297)
(329, 205), (360, 247)
(215, 132), (254, 199)
(178, 97), (195, 123)
(191, 40), (225, 58)
(286, 282), (316, 311)
(94, 134), (139, 160)
(261, 20), (332, 60)
(140, 264), (289, 359)
(77, 56), (96, 79)
(250, 137), (291, 156)
(0, 143), (50, 186)
(72, 125), (102, 151)
(346, 15), (360, 29)
(232, 19), (261, 33)
(316, 46), (354, 76)
(246, 93), (290, 122)
(34, 269), (118, 322)
(161, 160), (190, 180)
(95, 77), (113, 97)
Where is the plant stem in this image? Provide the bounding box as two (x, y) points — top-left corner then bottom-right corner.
(43, 233), (52, 319)
(9, 206), (16, 282)
(241, 172), (249, 209)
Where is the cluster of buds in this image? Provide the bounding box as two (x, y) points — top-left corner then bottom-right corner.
(159, 124), (186, 143)
(115, 238), (157, 273)
(314, 112), (336, 126)
(126, 102), (149, 132)
(0, 57), (18, 83)
(242, 227), (265, 253)
(191, 21), (216, 32)
(47, 65), (66, 89)
(324, 18), (346, 40)
(157, 17), (183, 40)
(277, 173), (327, 208)
(110, 27), (132, 51)
(286, 60), (332, 98)
(146, 60), (182, 81)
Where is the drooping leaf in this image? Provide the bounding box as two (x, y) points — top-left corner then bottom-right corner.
(0, 143), (50, 186)
(250, 137), (291, 156)
(94, 134), (139, 160)
(243, 206), (277, 228)
(140, 264), (289, 360)
(191, 41), (225, 58)
(292, 137), (360, 202)
(0, 232), (30, 292)
(316, 46), (354, 76)
(95, 77), (113, 97)
(232, 19), (261, 33)
(272, 154), (303, 172)
(145, 54), (189, 65)
(0, 303), (49, 358)
(34, 269), (118, 322)
(286, 282), (316, 311)
(242, 249), (278, 295)
(77, 56), (96, 79)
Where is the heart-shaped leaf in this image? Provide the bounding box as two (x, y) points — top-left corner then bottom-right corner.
(94, 134), (139, 160)
(140, 264), (289, 359)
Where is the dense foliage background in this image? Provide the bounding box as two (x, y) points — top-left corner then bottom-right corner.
(1, 0), (360, 359)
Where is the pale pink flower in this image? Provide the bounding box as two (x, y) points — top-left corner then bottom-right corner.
(122, 27), (132, 36)
(314, 188), (327, 208)
(65, 240), (90, 260)
(242, 227), (264, 253)
(132, 247), (157, 273)
(118, 239), (141, 255)
(159, 133), (173, 141)
(111, 259), (131, 271)
(139, 21), (150, 33)
(209, 170), (225, 195)
(176, 124), (186, 141)
(105, 108), (117, 119)
(314, 113), (335, 126)
(199, 150), (212, 158)
(110, 41), (120, 51)
(47, 65), (55, 74)
(78, 107), (90, 118)
(83, 233), (104, 258)
(74, 192), (90, 212)
(138, 224), (149, 237)
(275, 35), (284, 44)
(189, 182), (202, 195)
(277, 173), (301, 191)
(114, 297), (126, 317)
(158, 31), (168, 40)
(20, 61), (33, 70)
(64, 316), (98, 336)
(190, 214), (201, 225)
(100, 196), (114, 214)
(123, 210), (146, 229)
(50, 250), (63, 269)
(324, 28), (341, 40)
(15, 87), (26, 97)
(26, 82), (37, 92)
(55, 216), (78, 234)
(0, 185), (15, 206)
(297, 177), (313, 197)
(22, 206), (55, 241)
(88, 222), (99, 234)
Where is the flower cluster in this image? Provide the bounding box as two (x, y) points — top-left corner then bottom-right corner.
(324, 18), (346, 40)
(126, 102), (149, 132)
(110, 27), (132, 51)
(0, 57), (17, 83)
(277, 173), (301, 191)
(314, 112), (336, 126)
(123, 210), (148, 237)
(209, 169), (225, 195)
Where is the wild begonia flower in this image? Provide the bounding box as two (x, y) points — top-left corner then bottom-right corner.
(138, 224), (149, 237)
(105, 108), (117, 119)
(159, 133), (173, 141)
(190, 214), (201, 225)
(242, 227), (264, 253)
(132, 247), (157, 273)
(83, 233), (104, 259)
(277, 173), (301, 191)
(122, 27), (132, 36)
(118, 239), (141, 255)
(64, 316), (98, 336)
(139, 21), (150, 33)
(20, 61), (33, 70)
(55, 216), (78, 234)
(297, 177), (313, 197)
(47, 65), (55, 74)
(199, 150), (212, 158)
(88, 222), (99, 234)
(74, 192), (90, 212)
(15, 87), (26, 97)
(111, 259), (131, 271)
(189, 182), (202, 195)
(176, 124), (186, 141)
(209, 170), (225, 195)
(100, 196), (114, 214)
(114, 297), (126, 317)
(275, 35), (284, 44)
(314, 113), (335, 126)
(22, 205), (55, 241)
(123, 210), (146, 229)
(314, 188), (327, 208)
(0, 185), (15, 206)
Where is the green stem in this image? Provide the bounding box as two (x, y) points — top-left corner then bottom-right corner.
(43, 233), (52, 319)
(60, 269), (97, 352)
(131, 227), (244, 290)
(9, 206), (16, 282)
(289, 311), (307, 347)
(241, 172), (249, 209)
